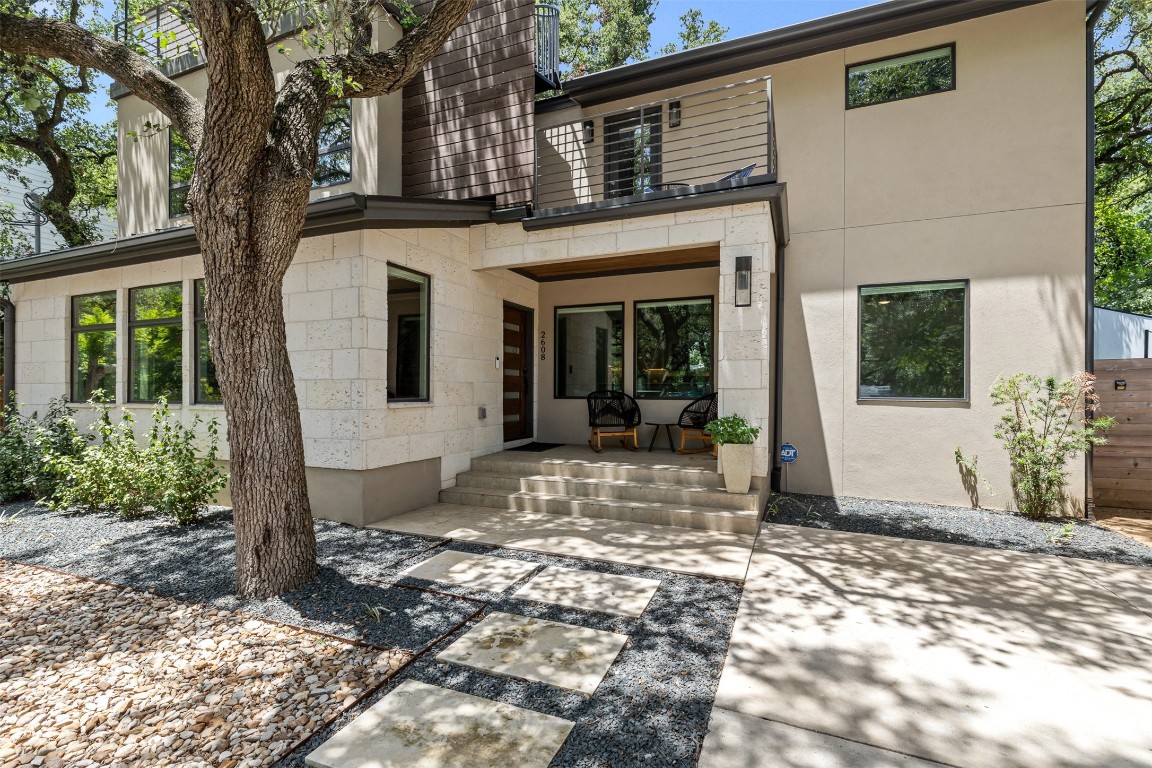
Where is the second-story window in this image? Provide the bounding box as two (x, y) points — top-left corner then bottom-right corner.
(169, 130), (193, 218)
(846, 45), (955, 109)
(604, 106), (662, 198)
(129, 283), (183, 403)
(313, 100), (352, 188)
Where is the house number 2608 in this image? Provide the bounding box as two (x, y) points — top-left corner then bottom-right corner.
(540, 331), (546, 361)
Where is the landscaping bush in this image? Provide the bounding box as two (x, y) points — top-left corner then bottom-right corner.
(45, 397), (227, 525)
(0, 395), (86, 503)
(990, 372), (1113, 517)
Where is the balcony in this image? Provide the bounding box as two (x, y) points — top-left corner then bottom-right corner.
(534, 3), (561, 91)
(533, 77), (777, 221)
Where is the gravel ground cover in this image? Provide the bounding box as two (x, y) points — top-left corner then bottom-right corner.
(767, 493), (1152, 566)
(0, 503), (742, 768)
(0, 560), (407, 768)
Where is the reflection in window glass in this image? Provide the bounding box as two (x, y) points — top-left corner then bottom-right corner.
(313, 100), (352, 187)
(388, 264), (429, 401)
(847, 46), (954, 109)
(194, 280), (221, 403)
(859, 281), (967, 399)
(72, 291), (117, 402)
(603, 106), (662, 198)
(129, 283), (183, 403)
(169, 130), (193, 217)
(555, 304), (623, 397)
(634, 297), (713, 399)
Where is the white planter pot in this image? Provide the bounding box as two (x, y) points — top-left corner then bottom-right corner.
(719, 443), (754, 494)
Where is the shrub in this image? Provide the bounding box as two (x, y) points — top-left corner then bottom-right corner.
(46, 397), (226, 525)
(0, 394), (86, 503)
(705, 414), (761, 445)
(990, 372), (1113, 517)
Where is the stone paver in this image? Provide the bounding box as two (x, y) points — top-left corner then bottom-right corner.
(400, 550), (538, 592)
(436, 611), (628, 694)
(372, 503), (755, 581)
(512, 566), (660, 617)
(304, 680), (573, 768)
(701, 524), (1152, 767)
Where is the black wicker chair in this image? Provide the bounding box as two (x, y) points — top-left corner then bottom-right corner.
(677, 392), (718, 454)
(586, 390), (642, 453)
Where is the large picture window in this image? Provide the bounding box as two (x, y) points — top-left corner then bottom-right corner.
(71, 291), (117, 402)
(604, 105), (662, 198)
(169, 130), (193, 217)
(388, 264), (430, 402)
(313, 99), (352, 188)
(634, 297), (713, 399)
(129, 283), (183, 403)
(858, 280), (967, 400)
(846, 45), (955, 109)
(194, 280), (221, 403)
(555, 304), (624, 398)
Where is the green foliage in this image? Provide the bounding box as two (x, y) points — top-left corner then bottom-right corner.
(45, 397), (226, 525)
(0, 394), (87, 503)
(656, 9), (727, 56)
(1094, 195), (1152, 314)
(705, 414), (760, 446)
(989, 372), (1114, 518)
(1095, 0), (1152, 205)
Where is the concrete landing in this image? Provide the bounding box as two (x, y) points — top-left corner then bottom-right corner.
(370, 503), (755, 581)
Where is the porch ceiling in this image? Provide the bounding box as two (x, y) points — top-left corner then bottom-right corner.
(512, 245), (719, 282)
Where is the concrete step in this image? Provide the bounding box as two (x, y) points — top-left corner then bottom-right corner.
(438, 485), (762, 534)
(470, 454), (761, 491)
(453, 470), (760, 511)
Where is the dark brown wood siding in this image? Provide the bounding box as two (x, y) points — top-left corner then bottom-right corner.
(403, 0), (535, 207)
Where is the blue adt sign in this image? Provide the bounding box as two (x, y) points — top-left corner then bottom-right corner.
(780, 443), (798, 464)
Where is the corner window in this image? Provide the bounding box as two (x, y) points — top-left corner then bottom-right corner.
(313, 100), (352, 188)
(169, 130), (193, 217)
(71, 291), (117, 402)
(129, 283), (183, 403)
(846, 45), (954, 109)
(858, 280), (967, 400)
(194, 280), (221, 403)
(388, 264), (429, 402)
(634, 297), (713, 399)
(555, 304), (624, 398)
(604, 106), (662, 198)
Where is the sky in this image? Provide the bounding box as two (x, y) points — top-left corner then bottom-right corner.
(87, 1), (879, 124)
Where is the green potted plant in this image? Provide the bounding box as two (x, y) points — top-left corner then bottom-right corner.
(706, 414), (761, 494)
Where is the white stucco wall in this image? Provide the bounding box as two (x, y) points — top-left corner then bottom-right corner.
(1095, 307), (1152, 360)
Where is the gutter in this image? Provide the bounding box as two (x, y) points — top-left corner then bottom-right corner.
(770, 242), (786, 493)
(1, 298), (13, 403)
(1085, 0), (1110, 519)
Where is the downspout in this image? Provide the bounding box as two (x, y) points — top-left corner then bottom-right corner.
(2, 297), (14, 404)
(770, 242), (785, 493)
(1085, 0), (1109, 518)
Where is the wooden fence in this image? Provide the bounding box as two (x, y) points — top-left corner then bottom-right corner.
(1093, 359), (1152, 514)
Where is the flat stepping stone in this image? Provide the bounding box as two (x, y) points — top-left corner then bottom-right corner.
(436, 611), (628, 695)
(400, 551), (537, 592)
(512, 566), (660, 617)
(305, 680), (573, 768)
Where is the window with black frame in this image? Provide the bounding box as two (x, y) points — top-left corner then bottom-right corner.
(194, 280), (221, 403)
(387, 264), (430, 401)
(129, 283), (183, 403)
(847, 45), (955, 109)
(603, 106), (662, 198)
(858, 280), (967, 400)
(169, 130), (193, 217)
(71, 291), (117, 402)
(555, 304), (624, 397)
(313, 100), (352, 187)
(634, 297), (713, 399)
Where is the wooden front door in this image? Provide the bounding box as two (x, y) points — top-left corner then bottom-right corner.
(503, 304), (532, 441)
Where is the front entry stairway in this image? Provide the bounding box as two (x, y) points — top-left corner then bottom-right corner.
(439, 445), (768, 534)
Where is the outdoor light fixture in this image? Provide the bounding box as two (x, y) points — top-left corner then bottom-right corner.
(583, 120), (594, 143)
(669, 100), (682, 128)
(735, 255), (752, 307)
(1116, 379), (1127, 391)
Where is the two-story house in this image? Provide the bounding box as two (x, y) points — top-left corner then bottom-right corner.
(0, 0), (1096, 527)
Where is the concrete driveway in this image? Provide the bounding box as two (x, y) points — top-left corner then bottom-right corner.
(700, 524), (1152, 767)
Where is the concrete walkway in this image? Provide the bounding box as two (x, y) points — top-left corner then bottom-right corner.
(700, 524), (1152, 768)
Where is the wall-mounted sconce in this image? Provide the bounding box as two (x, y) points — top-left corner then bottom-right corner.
(669, 100), (682, 128)
(735, 255), (752, 307)
(1116, 379), (1127, 391)
(583, 120), (594, 143)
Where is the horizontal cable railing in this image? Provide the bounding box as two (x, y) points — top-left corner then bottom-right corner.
(535, 76), (776, 213)
(535, 3), (560, 85)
